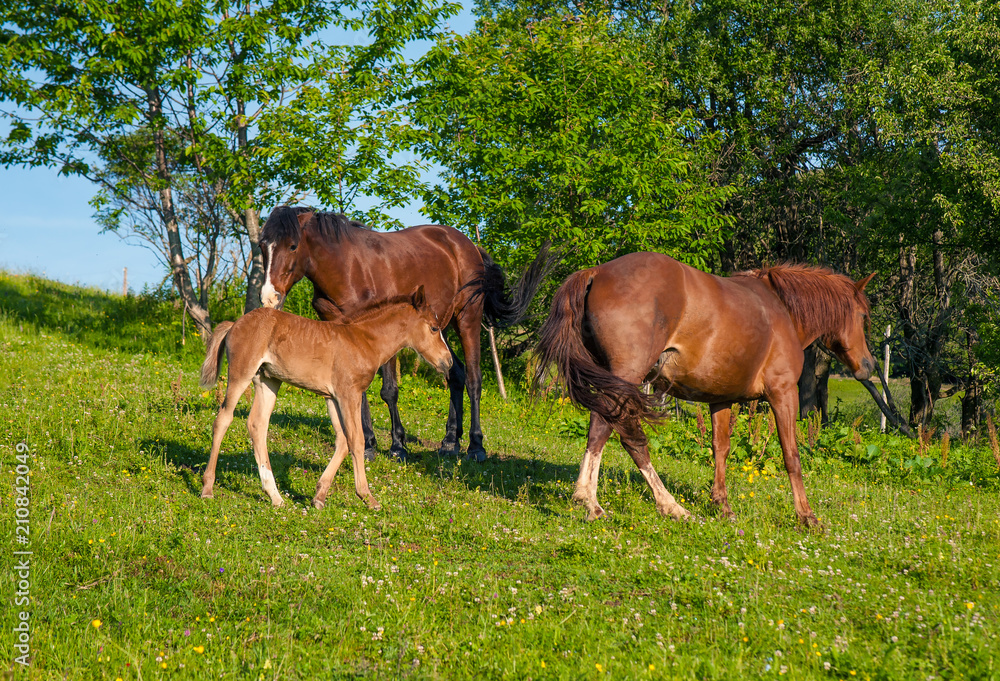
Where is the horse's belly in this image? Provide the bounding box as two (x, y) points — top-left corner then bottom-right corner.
(647, 349), (764, 403)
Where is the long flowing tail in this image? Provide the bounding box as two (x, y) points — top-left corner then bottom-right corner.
(534, 269), (660, 424)
(466, 243), (556, 329)
(199, 321), (235, 389)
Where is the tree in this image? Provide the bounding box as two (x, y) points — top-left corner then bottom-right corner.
(0, 0), (457, 337)
(412, 14), (733, 277)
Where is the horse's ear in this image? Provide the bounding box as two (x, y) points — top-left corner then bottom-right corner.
(855, 272), (876, 292)
(411, 285), (427, 310)
(296, 210), (314, 228)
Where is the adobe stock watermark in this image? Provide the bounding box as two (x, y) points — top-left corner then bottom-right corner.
(12, 441), (31, 667)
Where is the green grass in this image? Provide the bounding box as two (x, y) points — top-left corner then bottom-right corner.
(1, 274), (999, 680)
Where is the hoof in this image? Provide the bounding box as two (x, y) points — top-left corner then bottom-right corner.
(365, 496), (381, 511)
(200, 490), (214, 500)
(464, 447), (487, 463)
(584, 507), (607, 522)
(364, 447), (378, 462)
(389, 443), (410, 462)
(312, 497), (326, 510)
(800, 514), (824, 531)
(270, 497), (285, 508)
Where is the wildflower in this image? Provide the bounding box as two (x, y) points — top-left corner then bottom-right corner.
(966, 602), (975, 610)
(92, 619), (102, 629)
(193, 646), (205, 654)
(596, 663), (604, 672)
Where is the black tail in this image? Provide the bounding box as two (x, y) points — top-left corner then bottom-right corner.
(466, 242), (556, 329)
(534, 269), (661, 425)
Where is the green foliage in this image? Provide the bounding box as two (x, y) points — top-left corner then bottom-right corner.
(413, 14), (733, 273)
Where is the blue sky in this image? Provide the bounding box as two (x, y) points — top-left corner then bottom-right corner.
(0, 7), (475, 293)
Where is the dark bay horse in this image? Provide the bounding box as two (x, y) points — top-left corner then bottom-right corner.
(259, 206), (550, 462)
(199, 287), (453, 509)
(536, 252), (875, 527)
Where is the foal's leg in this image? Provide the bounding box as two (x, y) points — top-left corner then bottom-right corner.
(572, 412), (614, 521)
(769, 386), (819, 527)
(457, 317), (487, 462)
(246, 375), (284, 507)
(337, 395), (381, 510)
(439, 345), (467, 456)
(201, 378), (248, 499)
(615, 417), (690, 520)
(379, 356), (410, 461)
(313, 397), (350, 509)
(709, 403), (736, 519)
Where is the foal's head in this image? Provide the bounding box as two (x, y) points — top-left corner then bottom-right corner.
(403, 286), (454, 376)
(260, 206), (313, 309)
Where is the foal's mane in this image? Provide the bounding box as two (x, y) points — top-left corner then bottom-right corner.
(315, 293), (428, 327)
(260, 206), (371, 247)
(735, 263), (869, 337)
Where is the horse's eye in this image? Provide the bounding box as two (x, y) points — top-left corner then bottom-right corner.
(290, 244), (298, 252)
(431, 326), (440, 333)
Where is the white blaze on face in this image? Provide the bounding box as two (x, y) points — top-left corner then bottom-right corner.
(260, 242), (279, 308)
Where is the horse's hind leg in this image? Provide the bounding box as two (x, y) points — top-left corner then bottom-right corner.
(313, 397), (350, 509)
(615, 417), (690, 520)
(709, 403), (736, 519)
(573, 412), (614, 521)
(439, 345), (466, 457)
(247, 375), (284, 507)
(457, 317), (487, 462)
(202, 385), (242, 499)
(379, 356), (409, 461)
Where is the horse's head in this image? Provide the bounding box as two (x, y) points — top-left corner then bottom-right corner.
(824, 272), (876, 381)
(260, 207), (313, 309)
(407, 286), (453, 376)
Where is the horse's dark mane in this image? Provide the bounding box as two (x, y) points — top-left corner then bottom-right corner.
(735, 263), (869, 340)
(260, 206), (370, 247)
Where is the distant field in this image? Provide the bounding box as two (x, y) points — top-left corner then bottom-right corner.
(2, 272), (998, 680)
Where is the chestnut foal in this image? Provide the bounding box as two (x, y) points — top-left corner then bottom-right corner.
(198, 287), (452, 510)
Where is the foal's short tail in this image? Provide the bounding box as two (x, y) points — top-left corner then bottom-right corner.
(534, 270), (660, 424)
(467, 243), (556, 329)
(199, 321), (235, 389)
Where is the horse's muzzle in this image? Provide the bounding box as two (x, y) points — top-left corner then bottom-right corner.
(438, 358), (453, 376)
(854, 356), (875, 381)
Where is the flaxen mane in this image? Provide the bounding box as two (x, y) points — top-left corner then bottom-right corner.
(736, 264), (870, 341)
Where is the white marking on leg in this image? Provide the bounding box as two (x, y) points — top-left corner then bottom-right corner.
(258, 465), (282, 505)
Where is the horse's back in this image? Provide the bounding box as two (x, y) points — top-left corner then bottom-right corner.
(584, 252), (799, 401)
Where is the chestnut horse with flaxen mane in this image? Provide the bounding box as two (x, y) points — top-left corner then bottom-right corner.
(258, 207), (551, 462)
(536, 252), (876, 527)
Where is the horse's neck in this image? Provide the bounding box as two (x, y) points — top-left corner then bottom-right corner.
(334, 309), (416, 364)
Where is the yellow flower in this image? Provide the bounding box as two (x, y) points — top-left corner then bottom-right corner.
(193, 645), (205, 654)
(91, 619), (102, 629)
(596, 663), (604, 672)
(649, 664), (655, 671)
(966, 602), (975, 610)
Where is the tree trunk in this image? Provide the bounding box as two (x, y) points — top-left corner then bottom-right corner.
(147, 85), (212, 341)
(961, 331), (983, 439)
(244, 206), (264, 312)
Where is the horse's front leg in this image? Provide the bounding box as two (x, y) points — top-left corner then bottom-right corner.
(246, 375), (284, 507)
(769, 386), (820, 527)
(313, 397), (351, 509)
(709, 403), (736, 519)
(378, 356), (409, 461)
(338, 395), (381, 510)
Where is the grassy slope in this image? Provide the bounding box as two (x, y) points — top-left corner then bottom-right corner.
(1, 272), (999, 680)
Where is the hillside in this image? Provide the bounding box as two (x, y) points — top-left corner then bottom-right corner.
(1, 271), (998, 679)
